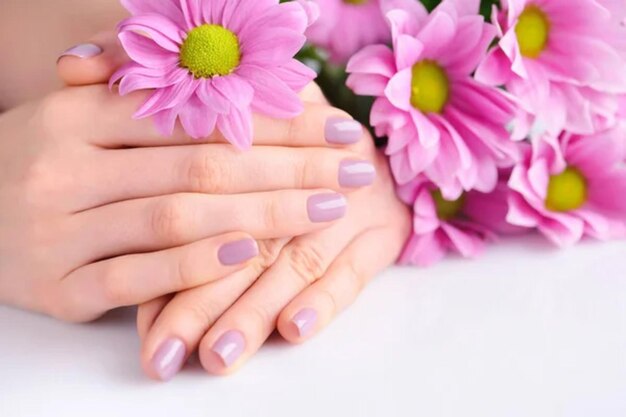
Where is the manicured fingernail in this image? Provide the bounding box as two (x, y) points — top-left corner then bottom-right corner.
(291, 308), (318, 338)
(58, 43), (103, 60)
(151, 338), (186, 381)
(325, 117), (363, 144)
(212, 330), (245, 367)
(218, 238), (259, 266)
(307, 193), (347, 223)
(339, 160), (376, 188)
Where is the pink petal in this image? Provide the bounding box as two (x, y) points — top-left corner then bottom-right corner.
(178, 94), (217, 139)
(217, 106), (254, 149)
(118, 31), (179, 69)
(238, 65), (303, 118)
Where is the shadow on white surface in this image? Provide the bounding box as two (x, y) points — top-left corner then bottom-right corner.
(1, 235), (625, 417)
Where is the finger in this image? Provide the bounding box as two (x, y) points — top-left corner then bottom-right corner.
(58, 232), (260, 322)
(73, 190), (347, 261)
(137, 295), (172, 340)
(196, 211), (367, 375)
(80, 145), (375, 209)
(277, 227), (405, 343)
(137, 239), (289, 381)
(57, 32), (129, 86)
(59, 85), (363, 149)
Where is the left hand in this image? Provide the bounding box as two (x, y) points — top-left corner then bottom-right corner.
(138, 126), (410, 378)
(58, 33), (412, 379)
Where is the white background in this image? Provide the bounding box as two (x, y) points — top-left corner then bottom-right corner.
(1, 235), (625, 417)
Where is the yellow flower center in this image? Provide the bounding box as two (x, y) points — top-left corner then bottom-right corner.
(343, 0), (368, 4)
(411, 61), (450, 114)
(545, 167), (587, 212)
(179, 24), (241, 78)
(432, 190), (465, 221)
(515, 5), (550, 59)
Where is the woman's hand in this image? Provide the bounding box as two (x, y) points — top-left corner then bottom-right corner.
(0, 83), (371, 322)
(136, 125), (410, 379)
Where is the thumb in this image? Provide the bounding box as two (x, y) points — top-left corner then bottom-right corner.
(57, 31), (129, 86)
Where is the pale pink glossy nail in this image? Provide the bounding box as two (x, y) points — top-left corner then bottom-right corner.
(339, 160), (376, 188)
(58, 43), (103, 60)
(307, 193), (347, 223)
(325, 117), (363, 144)
(291, 308), (318, 338)
(151, 338), (186, 381)
(218, 238), (259, 266)
(212, 330), (245, 367)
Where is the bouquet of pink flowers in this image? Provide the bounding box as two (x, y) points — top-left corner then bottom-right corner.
(113, 0), (626, 267)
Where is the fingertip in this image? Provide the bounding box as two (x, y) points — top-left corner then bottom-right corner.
(278, 307), (319, 344)
(143, 337), (187, 382)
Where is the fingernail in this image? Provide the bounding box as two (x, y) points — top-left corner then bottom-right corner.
(212, 330), (246, 367)
(58, 43), (103, 60)
(151, 338), (186, 381)
(291, 308), (318, 338)
(339, 160), (376, 188)
(307, 193), (347, 223)
(325, 117), (363, 144)
(218, 238), (259, 266)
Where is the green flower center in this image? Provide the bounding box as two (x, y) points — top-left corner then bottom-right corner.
(343, 0), (368, 4)
(179, 24), (241, 78)
(432, 190), (465, 221)
(515, 5), (550, 59)
(411, 61), (450, 114)
(545, 167), (587, 212)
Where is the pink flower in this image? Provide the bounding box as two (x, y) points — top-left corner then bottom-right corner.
(303, 0), (390, 64)
(397, 175), (517, 267)
(507, 128), (626, 247)
(476, 0), (626, 137)
(347, 0), (519, 199)
(111, 0), (317, 149)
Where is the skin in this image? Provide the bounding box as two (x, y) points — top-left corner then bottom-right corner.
(1, 1), (412, 378)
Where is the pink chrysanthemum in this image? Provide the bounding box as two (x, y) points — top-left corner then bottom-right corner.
(476, 0), (626, 137)
(110, 0), (317, 148)
(347, 0), (519, 199)
(302, 0), (390, 64)
(397, 175), (518, 267)
(507, 128), (626, 247)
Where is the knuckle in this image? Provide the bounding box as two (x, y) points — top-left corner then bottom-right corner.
(184, 150), (230, 193)
(317, 288), (339, 316)
(256, 239), (286, 269)
(286, 242), (326, 287)
(262, 197), (283, 231)
(180, 300), (220, 327)
(174, 249), (200, 289)
(294, 155), (311, 189)
(150, 195), (189, 243)
(248, 304), (274, 329)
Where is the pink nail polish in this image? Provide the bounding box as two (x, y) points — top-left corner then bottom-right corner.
(211, 330), (245, 367)
(291, 308), (318, 337)
(325, 117), (363, 144)
(151, 338), (186, 381)
(339, 160), (376, 188)
(307, 193), (347, 223)
(218, 238), (259, 266)
(58, 43), (103, 60)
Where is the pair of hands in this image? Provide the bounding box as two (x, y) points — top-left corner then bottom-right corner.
(0, 34), (410, 379)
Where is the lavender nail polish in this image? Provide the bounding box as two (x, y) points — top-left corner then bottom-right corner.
(325, 117), (363, 144)
(291, 308), (318, 338)
(212, 330), (245, 367)
(339, 160), (376, 188)
(218, 239), (259, 266)
(151, 338), (186, 381)
(307, 193), (347, 223)
(58, 43), (103, 60)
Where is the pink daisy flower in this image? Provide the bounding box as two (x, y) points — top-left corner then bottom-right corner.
(507, 128), (626, 247)
(110, 0), (317, 149)
(476, 0), (626, 137)
(397, 175), (518, 267)
(303, 0), (390, 64)
(346, 0), (519, 199)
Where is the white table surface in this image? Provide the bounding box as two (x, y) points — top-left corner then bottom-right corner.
(1, 235), (625, 417)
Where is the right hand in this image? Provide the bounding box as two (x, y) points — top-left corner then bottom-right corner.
(0, 84), (370, 322)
